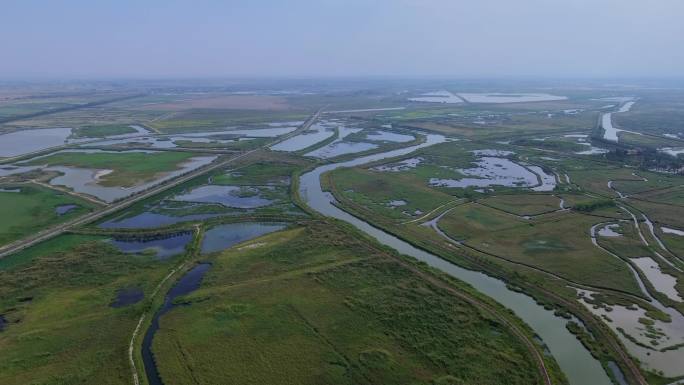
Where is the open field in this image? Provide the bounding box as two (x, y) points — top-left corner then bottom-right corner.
(152, 224), (557, 385)
(135, 95), (291, 111)
(4, 80), (684, 384)
(0, 184), (95, 247)
(0, 236), (174, 385)
(71, 124), (138, 138)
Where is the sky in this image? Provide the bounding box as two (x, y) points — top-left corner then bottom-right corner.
(1, 0), (683, 79)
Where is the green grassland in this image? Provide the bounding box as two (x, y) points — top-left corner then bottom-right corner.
(214, 161), (302, 186)
(329, 167), (456, 220)
(0, 236), (175, 385)
(148, 110), (309, 134)
(0, 184), (95, 247)
(152, 224), (556, 385)
(27, 151), (200, 187)
(71, 124), (138, 138)
(478, 193), (562, 216)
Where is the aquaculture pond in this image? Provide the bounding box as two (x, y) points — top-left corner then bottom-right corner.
(110, 232), (193, 259)
(173, 185), (274, 208)
(142, 263), (211, 385)
(299, 133), (612, 385)
(201, 222), (286, 254)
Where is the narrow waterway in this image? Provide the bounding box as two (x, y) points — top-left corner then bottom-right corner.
(142, 263), (211, 385)
(298, 134), (612, 385)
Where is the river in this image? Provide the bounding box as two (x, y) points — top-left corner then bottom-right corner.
(298, 133), (612, 385)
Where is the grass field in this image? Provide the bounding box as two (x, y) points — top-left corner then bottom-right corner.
(152, 224), (557, 385)
(71, 124), (137, 138)
(330, 167), (455, 220)
(479, 193), (562, 216)
(437, 204), (643, 294)
(0, 184), (95, 247)
(0, 236), (174, 385)
(27, 151), (199, 187)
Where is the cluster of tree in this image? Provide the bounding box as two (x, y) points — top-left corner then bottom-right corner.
(573, 199), (615, 212)
(605, 148), (684, 173)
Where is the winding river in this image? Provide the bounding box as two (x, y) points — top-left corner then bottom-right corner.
(298, 134), (612, 385)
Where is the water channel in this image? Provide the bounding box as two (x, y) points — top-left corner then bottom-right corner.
(298, 133), (612, 385)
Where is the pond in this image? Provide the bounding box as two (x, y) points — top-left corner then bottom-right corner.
(0, 127), (73, 158)
(173, 185), (274, 208)
(99, 212), (222, 229)
(430, 157), (538, 189)
(271, 123), (334, 152)
(305, 141), (378, 159)
(110, 287), (144, 308)
(41, 154), (217, 203)
(372, 157), (423, 172)
(110, 232), (193, 259)
(459, 93), (567, 103)
(631, 257), (682, 302)
(201, 222), (286, 254)
(55, 204), (79, 215)
(365, 130), (414, 143)
(409, 90), (464, 104)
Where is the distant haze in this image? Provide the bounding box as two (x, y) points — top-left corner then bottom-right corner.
(2, 0), (683, 79)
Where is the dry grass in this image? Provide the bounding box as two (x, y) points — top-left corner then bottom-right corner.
(136, 95), (290, 111)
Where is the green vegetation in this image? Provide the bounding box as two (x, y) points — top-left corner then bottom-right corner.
(0, 184), (95, 247)
(573, 199), (615, 212)
(27, 151), (199, 187)
(152, 224), (554, 385)
(72, 124), (137, 138)
(479, 193), (562, 216)
(0, 236), (174, 385)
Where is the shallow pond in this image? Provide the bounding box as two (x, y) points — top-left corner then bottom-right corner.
(365, 130), (414, 143)
(430, 157), (538, 189)
(271, 123), (335, 152)
(662, 227), (684, 236)
(631, 257), (682, 302)
(0, 127), (73, 158)
(99, 212), (222, 229)
(528, 165), (557, 192)
(110, 287), (144, 308)
(372, 157), (423, 172)
(409, 90), (464, 104)
(110, 233), (193, 259)
(43, 154), (216, 202)
(577, 289), (684, 377)
(201, 222), (286, 254)
(305, 141), (377, 158)
(55, 204), (79, 215)
(173, 185), (273, 208)
(597, 224), (622, 237)
(459, 93), (567, 103)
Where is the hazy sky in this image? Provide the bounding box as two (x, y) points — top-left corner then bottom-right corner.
(2, 0), (683, 79)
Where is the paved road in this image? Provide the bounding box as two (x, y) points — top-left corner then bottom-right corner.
(0, 108), (323, 259)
